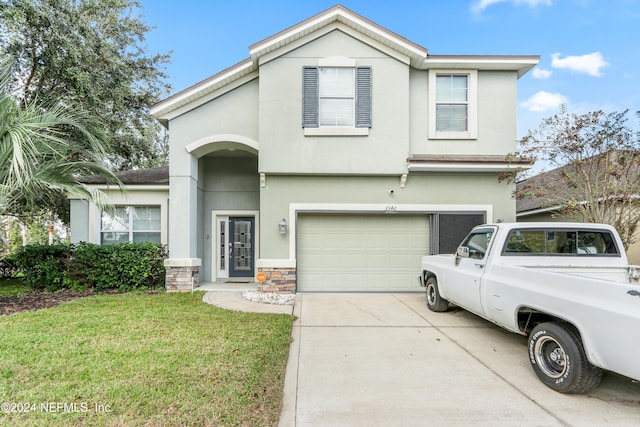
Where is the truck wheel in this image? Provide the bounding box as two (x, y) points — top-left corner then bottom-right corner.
(425, 276), (449, 312)
(528, 322), (602, 393)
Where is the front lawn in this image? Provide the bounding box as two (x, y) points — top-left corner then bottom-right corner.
(0, 292), (294, 426)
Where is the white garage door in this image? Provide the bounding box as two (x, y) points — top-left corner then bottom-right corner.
(297, 214), (429, 292)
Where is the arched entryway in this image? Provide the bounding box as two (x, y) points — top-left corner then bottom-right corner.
(186, 135), (260, 283)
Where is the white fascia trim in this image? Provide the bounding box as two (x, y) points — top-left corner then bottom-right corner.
(408, 163), (531, 172)
(186, 134), (259, 156)
(286, 202), (494, 263)
(424, 57), (539, 67)
(71, 185), (169, 193)
(150, 61), (256, 119)
(516, 205), (563, 217)
(334, 13), (426, 60)
(249, 8), (426, 63)
(422, 57), (539, 77)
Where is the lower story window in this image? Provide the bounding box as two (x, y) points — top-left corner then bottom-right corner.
(101, 206), (161, 245)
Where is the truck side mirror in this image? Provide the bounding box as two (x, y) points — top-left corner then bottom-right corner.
(456, 246), (470, 258)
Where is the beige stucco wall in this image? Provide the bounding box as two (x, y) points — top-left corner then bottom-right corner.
(258, 29), (411, 174)
(410, 70), (518, 156)
(160, 26), (525, 279)
(169, 79), (259, 164)
(260, 174), (514, 260)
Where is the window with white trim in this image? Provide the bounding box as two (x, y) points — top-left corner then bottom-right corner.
(320, 67), (355, 126)
(302, 65), (371, 134)
(101, 206), (161, 245)
(429, 70), (477, 139)
(436, 74), (468, 131)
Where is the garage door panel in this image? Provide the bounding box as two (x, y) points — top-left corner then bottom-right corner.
(297, 214), (429, 292)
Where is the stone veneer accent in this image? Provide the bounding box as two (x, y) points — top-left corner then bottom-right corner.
(165, 266), (200, 292)
(257, 267), (296, 293)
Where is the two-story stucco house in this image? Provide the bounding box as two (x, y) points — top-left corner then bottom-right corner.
(69, 5), (538, 293)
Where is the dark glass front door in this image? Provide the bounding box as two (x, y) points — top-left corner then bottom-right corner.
(229, 217), (254, 277)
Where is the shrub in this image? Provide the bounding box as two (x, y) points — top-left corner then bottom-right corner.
(13, 243), (167, 292)
(12, 244), (75, 290)
(73, 242), (167, 291)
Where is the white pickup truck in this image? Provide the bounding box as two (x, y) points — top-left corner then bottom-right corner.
(418, 222), (640, 393)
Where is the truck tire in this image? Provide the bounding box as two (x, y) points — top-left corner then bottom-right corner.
(425, 276), (449, 312)
(528, 322), (602, 393)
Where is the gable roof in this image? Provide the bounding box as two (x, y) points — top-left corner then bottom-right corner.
(151, 4), (539, 125)
(248, 5), (428, 68)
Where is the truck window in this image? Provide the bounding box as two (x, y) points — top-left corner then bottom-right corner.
(503, 229), (620, 256)
(460, 229), (494, 259)
(504, 230), (544, 253)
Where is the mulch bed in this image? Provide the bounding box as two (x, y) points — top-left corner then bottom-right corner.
(0, 289), (114, 316)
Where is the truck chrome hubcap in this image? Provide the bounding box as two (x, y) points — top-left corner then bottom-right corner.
(426, 284), (436, 305)
(534, 336), (567, 378)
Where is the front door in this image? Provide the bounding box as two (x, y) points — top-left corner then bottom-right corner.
(229, 217), (254, 277)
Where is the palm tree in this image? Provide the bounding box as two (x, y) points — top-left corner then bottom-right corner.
(0, 58), (121, 249)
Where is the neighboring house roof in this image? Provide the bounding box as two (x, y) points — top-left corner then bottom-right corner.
(79, 166), (169, 186)
(516, 167), (566, 215)
(516, 151), (640, 216)
(150, 4), (539, 125)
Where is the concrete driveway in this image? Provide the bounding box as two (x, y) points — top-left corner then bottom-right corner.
(279, 293), (640, 427)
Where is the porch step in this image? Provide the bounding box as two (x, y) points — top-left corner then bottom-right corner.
(194, 282), (258, 292)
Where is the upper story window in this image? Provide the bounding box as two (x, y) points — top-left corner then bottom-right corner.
(302, 63), (371, 136)
(429, 69), (477, 140)
(101, 205), (161, 245)
(319, 68), (355, 126)
(436, 75), (468, 132)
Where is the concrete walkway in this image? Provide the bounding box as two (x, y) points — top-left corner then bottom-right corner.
(201, 291), (640, 426)
(201, 291), (293, 315)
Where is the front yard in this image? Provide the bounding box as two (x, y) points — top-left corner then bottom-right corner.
(0, 287), (294, 426)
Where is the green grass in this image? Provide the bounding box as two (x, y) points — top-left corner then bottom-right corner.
(0, 277), (29, 297)
(0, 292), (294, 426)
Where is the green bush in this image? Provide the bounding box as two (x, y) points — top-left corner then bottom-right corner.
(12, 244), (75, 290)
(13, 243), (167, 292)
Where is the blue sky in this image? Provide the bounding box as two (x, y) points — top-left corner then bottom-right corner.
(139, 0), (639, 138)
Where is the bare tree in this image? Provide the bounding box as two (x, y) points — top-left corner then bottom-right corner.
(506, 106), (640, 249)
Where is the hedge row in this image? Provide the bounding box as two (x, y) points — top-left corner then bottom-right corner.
(11, 242), (167, 291)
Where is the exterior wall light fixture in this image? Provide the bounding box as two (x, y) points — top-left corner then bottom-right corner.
(279, 218), (288, 235)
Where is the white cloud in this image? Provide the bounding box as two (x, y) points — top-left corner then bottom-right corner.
(550, 52), (609, 77)
(472, 0), (552, 13)
(521, 91), (568, 112)
(532, 68), (552, 79)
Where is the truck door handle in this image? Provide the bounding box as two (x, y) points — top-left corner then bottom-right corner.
(474, 263), (485, 268)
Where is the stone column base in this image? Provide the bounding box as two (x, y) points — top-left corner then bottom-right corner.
(164, 258), (201, 292)
(257, 267), (296, 293)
